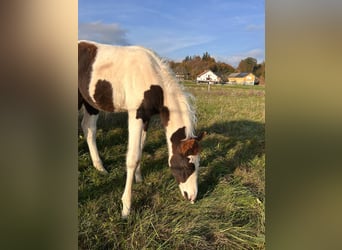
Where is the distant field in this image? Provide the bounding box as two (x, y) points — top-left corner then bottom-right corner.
(78, 84), (265, 249)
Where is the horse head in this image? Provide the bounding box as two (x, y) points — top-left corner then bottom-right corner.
(170, 131), (206, 203)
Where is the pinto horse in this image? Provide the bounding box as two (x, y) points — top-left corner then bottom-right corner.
(78, 40), (205, 218)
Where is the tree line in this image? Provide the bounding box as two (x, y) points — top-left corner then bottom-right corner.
(168, 52), (265, 84)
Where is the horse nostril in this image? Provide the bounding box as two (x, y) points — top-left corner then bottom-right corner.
(183, 191), (189, 200)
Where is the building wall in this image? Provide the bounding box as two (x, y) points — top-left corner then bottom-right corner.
(197, 70), (219, 82)
(228, 73), (255, 85)
(244, 74), (255, 85)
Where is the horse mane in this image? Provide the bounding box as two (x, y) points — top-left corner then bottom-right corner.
(142, 48), (197, 139)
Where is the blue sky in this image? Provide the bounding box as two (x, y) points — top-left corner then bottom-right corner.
(79, 0), (264, 67)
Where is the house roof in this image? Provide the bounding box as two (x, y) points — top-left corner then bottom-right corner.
(197, 70), (216, 77)
(228, 72), (252, 78)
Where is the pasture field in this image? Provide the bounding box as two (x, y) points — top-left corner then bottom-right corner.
(78, 83), (265, 249)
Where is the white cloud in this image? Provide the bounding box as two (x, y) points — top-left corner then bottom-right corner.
(150, 36), (214, 55)
(245, 24), (264, 31)
(78, 21), (129, 45)
(215, 48), (264, 67)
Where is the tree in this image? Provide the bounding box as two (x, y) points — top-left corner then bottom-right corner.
(169, 52), (237, 81)
(183, 56), (192, 62)
(214, 62), (235, 82)
(253, 61), (265, 78)
(202, 52), (211, 61)
(238, 57), (257, 72)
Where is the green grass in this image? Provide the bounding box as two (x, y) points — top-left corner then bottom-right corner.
(78, 84), (265, 249)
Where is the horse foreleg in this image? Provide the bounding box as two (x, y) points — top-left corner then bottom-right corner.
(81, 111), (108, 174)
(121, 112), (144, 218)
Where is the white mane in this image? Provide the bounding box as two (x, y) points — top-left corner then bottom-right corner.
(140, 47), (197, 138)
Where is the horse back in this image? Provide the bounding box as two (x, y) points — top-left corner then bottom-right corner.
(78, 41), (164, 112)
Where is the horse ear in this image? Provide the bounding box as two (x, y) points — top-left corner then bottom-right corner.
(196, 131), (207, 141)
(179, 139), (198, 156)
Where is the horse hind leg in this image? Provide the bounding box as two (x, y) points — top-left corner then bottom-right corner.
(81, 107), (108, 174)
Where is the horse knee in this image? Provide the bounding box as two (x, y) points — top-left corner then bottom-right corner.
(126, 146), (142, 168)
(126, 157), (140, 170)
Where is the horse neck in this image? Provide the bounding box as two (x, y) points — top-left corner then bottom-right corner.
(163, 87), (195, 163)
(148, 56), (196, 163)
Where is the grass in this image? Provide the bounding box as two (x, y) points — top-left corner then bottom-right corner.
(78, 84), (265, 249)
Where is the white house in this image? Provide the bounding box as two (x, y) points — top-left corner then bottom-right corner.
(196, 70), (220, 84)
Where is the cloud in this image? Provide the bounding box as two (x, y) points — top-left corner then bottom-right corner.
(245, 24), (264, 31)
(215, 48), (264, 67)
(156, 36), (214, 54)
(78, 21), (129, 45)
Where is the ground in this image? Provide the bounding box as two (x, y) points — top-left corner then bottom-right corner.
(78, 83), (265, 249)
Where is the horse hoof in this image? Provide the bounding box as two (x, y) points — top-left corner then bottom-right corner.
(99, 169), (108, 175)
(121, 211), (130, 219)
(95, 166), (108, 174)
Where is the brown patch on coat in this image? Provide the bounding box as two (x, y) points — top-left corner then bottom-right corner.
(170, 155), (195, 183)
(136, 85), (170, 131)
(78, 88), (83, 110)
(78, 42), (99, 109)
(179, 139), (200, 156)
(169, 127), (195, 183)
(78, 42), (115, 113)
(93, 80), (115, 112)
(78, 88), (99, 115)
(170, 127), (186, 153)
(169, 127), (206, 183)
(178, 132), (206, 156)
(160, 106), (170, 127)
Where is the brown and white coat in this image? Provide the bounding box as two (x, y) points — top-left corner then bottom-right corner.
(78, 40), (204, 218)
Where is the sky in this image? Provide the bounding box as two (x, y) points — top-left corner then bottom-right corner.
(78, 0), (264, 67)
